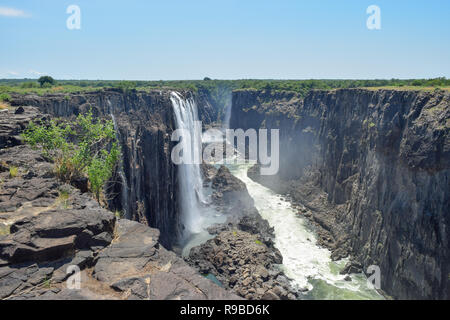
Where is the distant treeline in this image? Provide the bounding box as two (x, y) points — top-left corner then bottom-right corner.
(1, 78), (449, 106)
(2, 77), (449, 91)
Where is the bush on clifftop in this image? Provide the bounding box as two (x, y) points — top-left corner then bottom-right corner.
(22, 110), (120, 202)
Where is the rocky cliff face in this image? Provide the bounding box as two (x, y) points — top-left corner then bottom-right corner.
(187, 165), (300, 300)
(9, 89), (216, 248)
(0, 106), (238, 300)
(230, 88), (450, 299)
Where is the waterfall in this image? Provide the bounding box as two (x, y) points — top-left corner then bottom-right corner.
(223, 101), (232, 129)
(170, 92), (205, 239)
(110, 112), (130, 219)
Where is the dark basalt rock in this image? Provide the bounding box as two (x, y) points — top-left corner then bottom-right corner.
(187, 230), (297, 300)
(8, 90), (218, 249)
(211, 165), (254, 212)
(231, 88), (450, 300)
(187, 166), (298, 300)
(0, 105), (239, 300)
(94, 219), (240, 300)
(0, 106), (42, 149)
(340, 261), (363, 275)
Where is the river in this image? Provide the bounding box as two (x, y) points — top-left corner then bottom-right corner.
(228, 162), (383, 300)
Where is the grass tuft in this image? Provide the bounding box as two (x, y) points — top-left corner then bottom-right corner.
(9, 166), (18, 178)
(57, 189), (70, 209)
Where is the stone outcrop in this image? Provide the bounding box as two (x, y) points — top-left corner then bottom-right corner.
(187, 165), (299, 300)
(0, 106), (239, 300)
(230, 88), (450, 299)
(0, 106), (42, 149)
(188, 230), (298, 300)
(211, 165), (254, 212)
(9, 89), (216, 249)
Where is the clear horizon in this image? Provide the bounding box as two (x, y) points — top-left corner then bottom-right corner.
(1, 0), (449, 80)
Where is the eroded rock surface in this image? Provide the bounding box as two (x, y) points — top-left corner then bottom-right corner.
(231, 88), (450, 299)
(187, 230), (298, 300)
(0, 106), (239, 300)
(187, 165), (299, 300)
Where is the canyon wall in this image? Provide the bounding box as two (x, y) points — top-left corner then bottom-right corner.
(10, 89), (215, 248)
(230, 88), (450, 299)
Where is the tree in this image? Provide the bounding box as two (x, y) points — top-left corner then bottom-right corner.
(38, 76), (56, 87)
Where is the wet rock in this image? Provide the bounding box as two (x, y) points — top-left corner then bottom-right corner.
(231, 88), (450, 299)
(212, 166), (254, 211)
(340, 261), (363, 275)
(187, 229), (298, 300)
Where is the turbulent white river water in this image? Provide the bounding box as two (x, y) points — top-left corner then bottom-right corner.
(228, 162), (383, 300)
(173, 107), (382, 299)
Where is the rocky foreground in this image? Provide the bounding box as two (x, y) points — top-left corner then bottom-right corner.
(187, 165), (300, 300)
(0, 106), (239, 300)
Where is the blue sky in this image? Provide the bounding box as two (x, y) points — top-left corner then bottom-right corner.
(1, 0), (449, 80)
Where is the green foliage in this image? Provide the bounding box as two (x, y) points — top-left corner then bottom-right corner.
(20, 81), (39, 89)
(22, 110), (120, 202)
(38, 76), (56, 87)
(23, 119), (73, 158)
(9, 166), (18, 178)
(57, 189), (70, 209)
(43, 277), (51, 288)
(0, 93), (11, 102)
(115, 81), (137, 92)
(88, 143), (120, 200)
(0, 224), (10, 236)
(114, 210), (124, 219)
(1, 77), (449, 100)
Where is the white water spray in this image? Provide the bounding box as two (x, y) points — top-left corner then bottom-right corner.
(223, 101), (232, 129)
(229, 162), (383, 300)
(170, 92), (206, 238)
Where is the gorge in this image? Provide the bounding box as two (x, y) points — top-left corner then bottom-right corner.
(0, 86), (448, 300)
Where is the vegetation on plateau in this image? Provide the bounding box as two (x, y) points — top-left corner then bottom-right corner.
(1, 77), (449, 106)
(22, 110), (120, 202)
(1, 76), (449, 123)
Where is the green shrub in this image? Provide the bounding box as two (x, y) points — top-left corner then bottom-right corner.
(22, 110), (120, 202)
(9, 166), (18, 178)
(115, 81), (136, 93)
(0, 93), (11, 102)
(20, 82), (39, 89)
(57, 189), (70, 209)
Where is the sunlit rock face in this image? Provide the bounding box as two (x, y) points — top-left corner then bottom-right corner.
(9, 89), (218, 249)
(231, 88), (450, 299)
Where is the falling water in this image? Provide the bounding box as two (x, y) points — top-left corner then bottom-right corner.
(223, 100), (232, 129)
(229, 162), (383, 300)
(170, 92), (206, 239)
